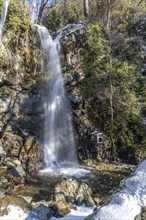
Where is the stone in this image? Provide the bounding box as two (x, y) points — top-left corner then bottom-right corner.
(13, 159), (21, 166)
(26, 204), (51, 220)
(0, 177), (8, 184)
(0, 167), (7, 176)
(135, 207), (146, 220)
(0, 143), (6, 155)
(135, 215), (142, 220)
(51, 200), (70, 217)
(93, 197), (100, 206)
(2, 134), (23, 158)
(7, 167), (21, 177)
(0, 190), (5, 199)
(54, 179), (95, 208)
(0, 43), (9, 66)
(0, 98), (10, 114)
(7, 166), (25, 178)
(24, 137), (35, 153)
(55, 22), (86, 41)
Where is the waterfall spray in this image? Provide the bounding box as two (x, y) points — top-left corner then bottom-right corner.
(37, 25), (78, 169)
(0, 0), (10, 41)
(31, 0), (36, 23)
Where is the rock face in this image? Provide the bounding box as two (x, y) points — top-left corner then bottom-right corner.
(53, 22), (109, 161)
(0, 22), (109, 182)
(0, 25), (43, 176)
(0, 22), (101, 183)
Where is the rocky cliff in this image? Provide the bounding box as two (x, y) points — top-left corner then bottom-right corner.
(0, 22), (108, 179)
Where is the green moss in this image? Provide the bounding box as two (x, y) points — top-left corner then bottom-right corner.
(0, 86), (10, 99)
(135, 144), (146, 163)
(80, 24), (145, 163)
(6, 0), (30, 34)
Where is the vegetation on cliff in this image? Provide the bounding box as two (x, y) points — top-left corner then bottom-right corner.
(0, 0), (146, 164)
(43, 0), (146, 163)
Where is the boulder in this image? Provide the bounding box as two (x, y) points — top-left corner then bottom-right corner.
(51, 200), (70, 217)
(26, 204), (51, 220)
(53, 179), (95, 212)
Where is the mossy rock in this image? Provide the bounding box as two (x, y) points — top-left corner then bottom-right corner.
(135, 145), (146, 163)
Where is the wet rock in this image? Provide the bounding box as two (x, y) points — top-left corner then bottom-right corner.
(55, 22), (86, 40)
(63, 73), (74, 84)
(69, 94), (83, 105)
(26, 204), (51, 220)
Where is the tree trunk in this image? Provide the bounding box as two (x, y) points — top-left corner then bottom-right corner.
(107, 0), (111, 31)
(83, 0), (89, 17)
(38, 0), (48, 24)
(107, 0), (115, 156)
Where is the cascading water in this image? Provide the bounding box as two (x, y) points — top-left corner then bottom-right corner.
(31, 0), (36, 23)
(38, 25), (78, 171)
(0, 0), (10, 41)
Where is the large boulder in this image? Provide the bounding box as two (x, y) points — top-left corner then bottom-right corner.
(52, 179), (95, 216)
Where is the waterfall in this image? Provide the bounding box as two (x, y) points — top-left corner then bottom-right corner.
(0, 0), (10, 41)
(37, 25), (78, 169)
(31, 0), (36, 23)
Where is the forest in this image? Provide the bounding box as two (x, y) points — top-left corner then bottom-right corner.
(0, 0), (146, 220)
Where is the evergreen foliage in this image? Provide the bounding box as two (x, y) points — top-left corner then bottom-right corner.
(0, 0), (30, 39)
(79, 22), (145, 162)
(0, 0), (145, 163)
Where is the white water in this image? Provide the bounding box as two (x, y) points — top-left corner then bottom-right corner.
(39, 164), (90, 178)
(0, 204), (95, 220)
(37, 25), (78, 171)
(0, 0), (10, 41)
(31, 0), (36, 23)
